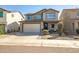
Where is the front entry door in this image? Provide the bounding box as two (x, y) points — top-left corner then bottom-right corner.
(44, 22), (48, 30)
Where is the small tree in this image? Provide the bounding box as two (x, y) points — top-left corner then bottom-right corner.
(57, 23), (63, 36)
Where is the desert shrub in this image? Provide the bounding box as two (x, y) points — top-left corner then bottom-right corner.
(43, 29), (49, 35)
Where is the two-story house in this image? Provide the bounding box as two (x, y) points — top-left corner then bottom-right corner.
(20, 9), (59, 34)
(0, 8), (24, 33)
(60, 9), (79, 34)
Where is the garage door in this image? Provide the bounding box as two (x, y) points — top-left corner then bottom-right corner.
(23, 24), (40, 34)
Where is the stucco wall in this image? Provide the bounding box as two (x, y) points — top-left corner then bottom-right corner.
(60, 9), (79, 34)
(6, 12), (24, 32)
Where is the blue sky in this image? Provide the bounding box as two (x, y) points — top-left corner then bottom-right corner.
(0, 5), (79, 14)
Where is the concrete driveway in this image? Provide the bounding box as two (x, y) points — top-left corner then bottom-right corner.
(6, 32), (40, 39)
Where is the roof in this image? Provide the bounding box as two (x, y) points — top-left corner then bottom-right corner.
(63, 8), (79, 11)
(25, 13), (34, 15)
(19, 20), (41, 24)
(47, 8), (59, 13)
(0, 8), (10, 12)
(19, 20), (60, 23)
(0, 8), (24, 19)
(33, 9), (47, 15)
(64, 8), (79, 10)
(7, 11), (25, 18)
(61, 8), (79, 14)
(45, 20), (60, 23)
(25, 9), (47, 15)
(25, 8), (59, 16)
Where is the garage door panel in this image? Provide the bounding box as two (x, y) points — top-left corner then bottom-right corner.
(23, 24), (40, 34)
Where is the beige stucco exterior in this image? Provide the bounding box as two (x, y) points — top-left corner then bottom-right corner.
(0, 8), (24, 32)
(60, 9), (79, 34)
(20, 9), (59, 34)
(0, 9), (9, 32)
(6, 12), (24, 32)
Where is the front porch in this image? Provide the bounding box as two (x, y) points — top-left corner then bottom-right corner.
(41, 21), (59, 35)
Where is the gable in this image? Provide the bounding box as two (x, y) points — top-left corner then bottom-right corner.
(43, 9), (59, 14)
(33, 9), (47, 15)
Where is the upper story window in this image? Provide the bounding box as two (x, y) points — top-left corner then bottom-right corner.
(27, 16), (32, 21)
(46, 13), (57, 19)
(0, 12), (3, 17)
(35, 15), (41, 20)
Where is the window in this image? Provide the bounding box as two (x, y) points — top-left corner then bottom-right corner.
(0, 12), (3, 17)
(46, 13), (56, 19)
(35, 15), (41, 20)
(27, 16), (32, 21)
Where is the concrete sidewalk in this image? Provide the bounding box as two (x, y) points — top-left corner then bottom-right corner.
(0, 36), (79, 48)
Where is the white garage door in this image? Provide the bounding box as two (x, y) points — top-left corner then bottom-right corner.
(23, 24), (40, 34)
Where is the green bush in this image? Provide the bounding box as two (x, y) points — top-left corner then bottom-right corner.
(0, 29), (5, 35)
(0, 27), (5, 35)
(43, 29), (49, 35)
(76, 28), (79, 34)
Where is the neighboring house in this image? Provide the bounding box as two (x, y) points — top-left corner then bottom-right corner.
(20, 9), (59, 34)
(60, 9), (79, 34)
(0, 8), (24, 33)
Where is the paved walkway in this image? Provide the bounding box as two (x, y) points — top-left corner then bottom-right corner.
(0, 32), (79, 48)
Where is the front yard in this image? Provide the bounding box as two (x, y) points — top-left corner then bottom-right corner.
(0, 32), (79, 40)
(0, 32), (79, 48)
(40, 33), (79, 40)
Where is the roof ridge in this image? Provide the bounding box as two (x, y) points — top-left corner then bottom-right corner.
(25, 8), (59, 15)
(0, 8), (10, 12)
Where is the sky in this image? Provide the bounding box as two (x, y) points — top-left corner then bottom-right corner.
(0, 5), (79, 14)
